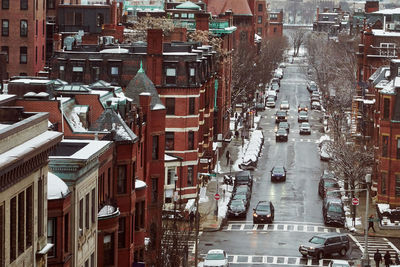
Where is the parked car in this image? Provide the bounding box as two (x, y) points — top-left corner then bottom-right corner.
(321, 170), (335, 180)
(323, 188), (343, 209)
(271, 83), (280, 92)
(298, 111), (309, 123)
(274, 68), (284, 79)
(311, 91), (321, 98)
(280, 100), (290, 110)
(307, 81), (318, 93)
(271, 166), (287, 182)
(299, 122), (311, 135)
(271, 77), (281, 87)
(233, 185), (251, 200)
(254, 102), (265, 111)
(319, 141), (332, 161)
(311, 101), (321, 110)
(266, 97), (276, 108)
(299, 233), (350, 259)
(234, 171), (253, 188)
(227, 199), (247, 218)
(323, 199), (345, 227)
(311, 95), (320, 103)
(279, 63), (286, 69)
(275, 128), (288, 142)
(275, 110), (288, 123)
(267, 90), (277, 101)
(232, 194), (250, 209)
(328, 260), (350, 267)
(278, 121), (290, 133)
(318, 177), (340, 198)
(253, 201), (274, 224)
(203, 249), (229, 267)
(298, 103), (308, 112)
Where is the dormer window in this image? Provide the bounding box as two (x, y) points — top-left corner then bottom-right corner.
(166, 67), (176, 85)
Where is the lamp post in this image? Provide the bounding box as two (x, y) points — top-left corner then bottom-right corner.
(361, 174), (372, 267)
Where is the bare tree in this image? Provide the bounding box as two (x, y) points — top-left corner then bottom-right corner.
(290, 29), (307, 57)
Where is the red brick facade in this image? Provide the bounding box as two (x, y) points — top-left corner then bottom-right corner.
(266, 10), (284, 38)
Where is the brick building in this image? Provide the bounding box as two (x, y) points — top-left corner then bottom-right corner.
(0, 0), (47, 77)
(266, 9), (283, 38)
(0, 95), (63, 267)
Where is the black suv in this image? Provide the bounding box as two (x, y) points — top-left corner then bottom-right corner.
(323, 199), (345, 227)
(299, 233), (350, 259)
(275, 110), (287, 123)
(318, 178), (340, 198)
(235, 171), (253, 189)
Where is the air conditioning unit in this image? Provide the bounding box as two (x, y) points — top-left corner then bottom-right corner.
(387, 23), (395, 30)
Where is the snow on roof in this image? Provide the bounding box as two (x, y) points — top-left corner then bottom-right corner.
(165, 154), (179, 161)
(51, 139), (111, 160)
(372, 29), (400, 37)
(376, 79), (390, 89)
(73, 105), (89, 113)
(100, 48), (129, 54)
(372, 7), (400, 15)
(116, 125), (131, 140)
(47, 172), (70, 200)
(0, 131), (62, 167)
(115, 91), (132, 101)
(163, 52), (198, 56)
(10, 79), (51, 84)
(98, 205), (120, 218)
(135, 179), (146, 189)
(0, 94), (16, 102)
(363, 99), (376, 105)
(90, 90), (110, 97)
(152, 103), (165, 110)
(395, 77), (400, 88)
(254, 34), (262, 41)
(69, 109), (86, 131)
(0, 124), (9, 130)
(377, 203), (391, 214)
(380, 80), (395, 94)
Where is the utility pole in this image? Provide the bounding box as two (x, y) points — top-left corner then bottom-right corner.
(361, 174), (372, 267)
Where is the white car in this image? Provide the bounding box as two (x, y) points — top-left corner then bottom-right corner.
(267, 90), (277, 101)
(203, 249), (229, 267)
(280, 100), (290, 110)
(319, 141), (332, 161)
(328, 259), (350, 267)
(266, 97), (276, 108)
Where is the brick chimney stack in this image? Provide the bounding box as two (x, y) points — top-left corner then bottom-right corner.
(365, 1), (379, 13)
(146, 29), (163, 86)
(195, 12), (210, 31)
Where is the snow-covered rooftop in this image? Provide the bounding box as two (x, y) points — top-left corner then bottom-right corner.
(135, 179), (146, 189)
(100, 48), (129, 54)
(0, 94), (16, 102)
(50, 139), (111, 160)
(380, 80), (395, 94)
(372, 29), (400, 37)
(47, 172), (70, 200)
(152, 103), (165, 110)
(10, 79), (51, 84)
(395, 77), (400, 88)
(98, 205), (120, 218)
(165, 154), (180, 161)
(372, 7), (400, 15)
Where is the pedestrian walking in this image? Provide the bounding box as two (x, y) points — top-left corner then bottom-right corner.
(225, 151), (230, 165)
(395, 252), (400, 264)
(374, 249), (382, 267)
(368, 214), (376, 232)
(384, 250), (392, 267)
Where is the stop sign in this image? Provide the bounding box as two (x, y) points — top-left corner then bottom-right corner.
(352, 197), (359, 205)
(214, 193), (220, 200)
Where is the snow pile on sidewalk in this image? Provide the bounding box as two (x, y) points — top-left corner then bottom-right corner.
(239, 129), (264, 170)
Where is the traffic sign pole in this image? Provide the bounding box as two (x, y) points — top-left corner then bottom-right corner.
(352, 197), (359, 205)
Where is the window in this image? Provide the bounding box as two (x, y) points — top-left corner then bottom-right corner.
(257, 28), (262, 35)
(151, 178), (158, 203)
(396, 174), (400, 197)
(188, 131), (194, 150)
(117, 165), (127, 194)
(42, 45), (44, 60)
(64, 214), (69, 252)
(85, 194), (90, 229)
(383, 98), (390, 119)
(75, 12), (83, 26)
(20, 0), (27, 10)
(166, 98), (175, 115)
(72, 66), (83, 83)
(135, 203), (140, 231)
(26, 186), (32, 247)
(20, 47), (27, 64)
(187, 166), (194, 186)
(79, 199), (83, 235)
(91, 253), (95, 267)
(35, 20), (38, 35)
(188, 13), (194, 19)
(103, 234), (114, 265)
(2, 20), (9, 36)
(270, 14), (278, 19)
(181, 13), (187, 18)
(2, 0), (9, 9)
(258, 16), (262, 24)
(1, 46), (8, 63)
(382, 135), (389, 157)
(166, 67), (176, 84)
(189, 67), (196, 84)
(96, 13), (104, 27)
(274, 27), (277, 33)
(35, 46), (37, 63)
(167, 168), (175, 186)
(10, 197), (16, 262)
(379, 43), (396, 57)
(258, 3), (262, 11)
(118, 218), (125, 248)
(47, 218), (56, 257)
(397, 138), (400, 159)
(111, 66), (119, 75)
(132, 162), (136, 191)
(381, 172), (387, 195)
(47, 0), (55, 9)
(92, 67), (100, 82)
(18, 192), (25, 255)
(60, 65), (65, 80)
(189, 97), (195, 115)
(152, 135), (159, 160)
(91, 189), (95, 224)
(165, 132), (174, 150)
(20, 20), (28, 37)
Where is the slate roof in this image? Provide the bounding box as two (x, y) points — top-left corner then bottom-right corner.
(125, 63), (165, 111)
(90, 106), (138, 142)
(176, 1), (201, 10)
(207, 0), (252, 16)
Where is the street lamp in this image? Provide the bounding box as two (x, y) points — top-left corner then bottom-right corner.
(361, 174), (372, 267)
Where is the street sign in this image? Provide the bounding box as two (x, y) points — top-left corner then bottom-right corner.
(352, 197), (359, 205)
(214, 193), (220, 200)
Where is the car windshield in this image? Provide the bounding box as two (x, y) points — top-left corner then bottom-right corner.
(272, 84), (279, 89)
(267, 98), (275, 102)
(236, 176), (249, 181)
(277, 129), (286, 134)
(301, 123), (310, 127)
(279, 122), (288, 128)
(328, 204), (343, 213)
(312, 101), (320, 106)
(233, 194), (246, 200)
(281, 101), (289, 105)
(324, 180), (339, 187)
(299, 111), (307, 116)
(257, 204), (270, 212)
(230, 200), (244, 207)
(310, 84), (317, 90)
(206, 253), (225, 260)
(326, 191), (341, 198)
(309, 236), (326, 244)
(273, 167), (284, 173)
(276, 111), (286, 116)
(235, 190), (248, 196)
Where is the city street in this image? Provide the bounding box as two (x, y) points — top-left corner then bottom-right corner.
(197, 58), (363, 266)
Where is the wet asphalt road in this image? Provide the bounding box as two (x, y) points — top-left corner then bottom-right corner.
(197, 59), (364, 266)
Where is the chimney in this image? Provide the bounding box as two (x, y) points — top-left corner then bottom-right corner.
(195, 12), (210, 32)
(146, 29), (163, 86)
(365, 1), (379, 13)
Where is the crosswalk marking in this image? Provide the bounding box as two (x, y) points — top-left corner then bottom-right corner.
(223, 223), (342, 233)
(350, 234), (400, 259)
